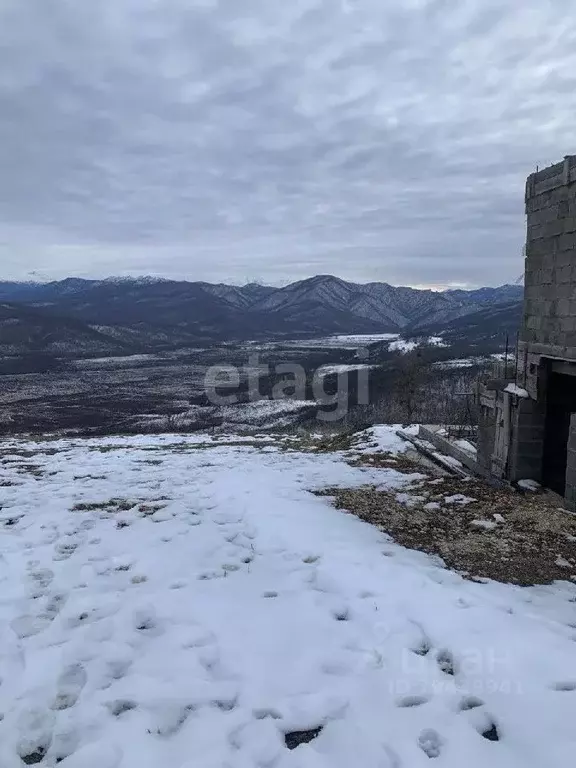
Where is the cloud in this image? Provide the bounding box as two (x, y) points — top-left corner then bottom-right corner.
(0, 0), (575, 286)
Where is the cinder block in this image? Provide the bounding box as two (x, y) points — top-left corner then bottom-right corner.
(564, 486), (576, 509)
(557, 298), (571, 316)
(558, 233), (576, 252)
(541, 285), (558, 300)
(543, 220), (565, 238)
(565, 449), (576, 471)
(556, 282), (574, 298)
(527, 239), (553, 258)
(565, 331), (576, 348)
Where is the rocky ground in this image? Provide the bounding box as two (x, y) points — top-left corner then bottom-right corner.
(320, 437), (576, 586)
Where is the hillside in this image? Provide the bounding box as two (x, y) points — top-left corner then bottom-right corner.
(0, 276), (523, 357)
(414, 300), (523, 347)
(0, 303), (131, 357)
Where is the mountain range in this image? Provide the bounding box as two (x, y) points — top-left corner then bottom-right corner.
(0, 275), (523, 358)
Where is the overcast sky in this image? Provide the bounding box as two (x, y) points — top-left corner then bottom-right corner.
(0, 1), (574, 288)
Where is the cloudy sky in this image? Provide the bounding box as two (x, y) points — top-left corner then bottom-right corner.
(0, 0), (575, 288)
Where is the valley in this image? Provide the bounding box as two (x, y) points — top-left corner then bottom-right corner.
(0, 333), (489, 436)
(0, 275), (521, 435)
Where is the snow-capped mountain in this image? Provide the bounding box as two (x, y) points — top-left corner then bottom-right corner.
(0, 275), (523, 356)
(246, 275), (521, 329)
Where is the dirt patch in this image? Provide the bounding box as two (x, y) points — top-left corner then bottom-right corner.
(349, 450), (432, 474)
(72, 498), (137, 512)
(318, 464), (576, 585)
(137, 503), (168, 516)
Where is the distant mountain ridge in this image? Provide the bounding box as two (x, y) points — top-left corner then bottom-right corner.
(0, 275), (523, 358)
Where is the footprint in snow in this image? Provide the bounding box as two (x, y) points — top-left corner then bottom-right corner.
(106, 699), (138, 717)
(49, 726), (80, 764)
(52, 663), (87, 710)
(100, 658), (132, 689)
(396, 694), (430, 708)
(551, 681), (576, 691)
(284, 726), (323, 750)
(52, 541), (78, 561)
(411, 638), (431, 657)
(197, 570), (224, 581)
(458, 695), (484, 711)
(28, 567), (54, 591)
(51, 741), (122, 768)
(436, 649), (456, 676)
(479, 718), (500, 741)
(418, 728), (443, 758)
(40, 592), (67, 622)
(11, 614), (52, 639)
(148, 703), (195, 736)
(181, 627), (216, 649)
(16, 707), (55, 765)
(133, 606), (162, 636)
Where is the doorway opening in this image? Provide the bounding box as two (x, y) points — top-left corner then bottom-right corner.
(542, 371), (576, 495)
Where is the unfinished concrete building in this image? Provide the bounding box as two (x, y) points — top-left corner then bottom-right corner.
(478, 155), (576, 508)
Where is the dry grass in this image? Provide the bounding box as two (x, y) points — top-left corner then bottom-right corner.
(72, 498), (136, 512)
(318, 452), (576, 586)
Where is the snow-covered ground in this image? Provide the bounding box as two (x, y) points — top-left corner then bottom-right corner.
(318, 364), (376, 375)
(433, 358), (480, 369)
(249, 334), (400, 350)
(388, 337), (449, 354)
(1, 429), (576, 767)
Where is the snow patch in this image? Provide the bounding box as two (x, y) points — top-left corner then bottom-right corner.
(504, 384), (529, 398)
(518, 479), (541, 492)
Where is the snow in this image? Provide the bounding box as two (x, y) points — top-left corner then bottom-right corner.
(1, 429), (576, 767)
(470, 519), (499, 531)
(427, 336), (449, 348)
(517, 479), (541, 492)
(221, 399), (313, 423)
(388, 339), (418, 353)
(318, 364), (375, 375)
(433, 358), (478, 369)
(444, 494), (477, 505)
(388, 337), (449, 353)
(354, 424), (411, 454)
(454, 440), (477, 455)
(277, 334), (399, 349)
(75, 354), (159, 366)
(432, 452), (463, 469)
(504, 384), (529, 398)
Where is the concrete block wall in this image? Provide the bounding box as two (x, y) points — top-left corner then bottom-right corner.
(522, 155), (576, 359)
(476, 390), (496, 476)
(508, 394), (547, 482)
(564, 414), (576, 511)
